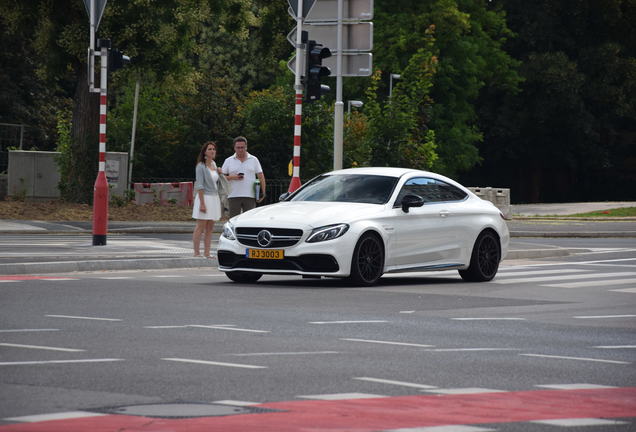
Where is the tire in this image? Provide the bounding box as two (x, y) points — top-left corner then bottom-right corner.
(459, 230), (501, 282)
(225, 271), (263, 283)
(348, 233), (385, 286)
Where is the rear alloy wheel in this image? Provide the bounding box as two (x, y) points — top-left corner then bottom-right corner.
(348, 233), (384, 286)
(459, 230), (501, 282)
(225, 271), (262, 283)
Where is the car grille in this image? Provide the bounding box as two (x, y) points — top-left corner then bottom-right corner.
(218, 251), (339, 273)
(235, 227), (303, 248)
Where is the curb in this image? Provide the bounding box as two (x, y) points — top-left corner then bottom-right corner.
(0, 257), (213, 275)
(510, 231), (636, 238)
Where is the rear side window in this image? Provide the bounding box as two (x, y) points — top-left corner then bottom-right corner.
(395, 177), (467, 205)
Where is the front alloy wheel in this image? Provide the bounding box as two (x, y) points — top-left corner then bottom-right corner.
(348, 233), (384, 286)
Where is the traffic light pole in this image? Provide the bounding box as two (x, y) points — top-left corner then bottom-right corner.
(289, 0), (305, 193)
(332, 0), (344, 171)
(92, 43), (109, 245)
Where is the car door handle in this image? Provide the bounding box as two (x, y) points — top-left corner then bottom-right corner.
(439, 210), (450, 218)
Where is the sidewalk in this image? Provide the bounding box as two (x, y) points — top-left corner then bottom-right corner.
(1, 201), (634, 275)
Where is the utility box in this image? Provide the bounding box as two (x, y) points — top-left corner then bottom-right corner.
(7, 150), (128, 200)
(469, 186), (511, 219)
(7, 150), (60, 200)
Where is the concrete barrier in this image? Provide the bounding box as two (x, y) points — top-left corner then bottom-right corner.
(469, 187), (511, 219)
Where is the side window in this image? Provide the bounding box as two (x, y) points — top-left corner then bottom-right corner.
(394, 177), (467, 206)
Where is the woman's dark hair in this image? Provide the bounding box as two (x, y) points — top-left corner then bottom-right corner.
(196, 141), (216, 165)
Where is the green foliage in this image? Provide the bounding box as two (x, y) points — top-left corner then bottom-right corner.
(55, 107), (73, 200)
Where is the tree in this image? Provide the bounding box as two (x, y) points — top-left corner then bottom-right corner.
(373, 0), (520, 177)
(472, 0), (636, 202)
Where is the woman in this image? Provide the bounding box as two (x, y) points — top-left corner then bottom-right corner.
(192, 141), (222, 258)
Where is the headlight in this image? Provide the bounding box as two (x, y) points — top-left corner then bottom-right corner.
(306, 224), (349, 243)
(222, 222), (236, 240)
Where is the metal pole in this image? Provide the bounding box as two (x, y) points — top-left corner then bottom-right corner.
(19, 124), (24, 149)
(289, 0), (304, 193)
(128, 80), (140, 191)
(332, 0), (344, 171)
(88, 0), (96, 92)
(92, 44), (109, 246)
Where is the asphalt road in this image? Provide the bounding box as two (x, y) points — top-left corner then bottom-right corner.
(1, 242), (635, 431)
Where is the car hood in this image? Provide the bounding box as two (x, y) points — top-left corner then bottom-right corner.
(230, 201), (384, 229)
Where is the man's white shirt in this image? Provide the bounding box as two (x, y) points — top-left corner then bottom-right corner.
(221, 152), (263, 198)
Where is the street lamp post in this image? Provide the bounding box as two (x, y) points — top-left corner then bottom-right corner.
(347, 100), (364, 115)
(389, 73), (401, 100)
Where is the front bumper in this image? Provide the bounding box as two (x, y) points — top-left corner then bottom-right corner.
(217, 235), (354, 277)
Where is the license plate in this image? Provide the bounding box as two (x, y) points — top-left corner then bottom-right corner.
(246, 249), (284, 260)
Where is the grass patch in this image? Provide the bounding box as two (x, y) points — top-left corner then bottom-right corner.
(568, 207), (636, 217)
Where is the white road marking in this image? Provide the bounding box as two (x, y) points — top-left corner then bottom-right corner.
(452, 317), (526, 321)
(535, 383), (617, 390)
(341, 338), (434, 348)
(0, 280), (18, 283)
(400, 311), (416, 314)
(230, 351), (339, 356)
(212, 400), (261, 406)
(422, 388), (506, 395)
(162, 358), (266, 369)
(531, 418), (628, 427)
(425, 348), (520, 352)
(0, 329), (59, 333)
(189, 325), (269, 333)
(573, 314), (636, 319)
(543, 278), (636, 288)
(494, 271), (636, 284)
(5, 411), (107, 423)
(611, 287), (636, 293)
(384, 426), (495, 432)
(144, 325), (189, 329)
(0, 343), (84, 352)
(0, 358), (123, 366)
(40, 278), (77, 281)
(98, 276), (133, 280)
(298, 393), (385, 400)
(520, 353), (630, 365)
(310, 320), (388, 324)
(497, 269), (590, 277)
(45, 314), (122, 321)
(594, 345), (636, 349)
(353, 377), (437, 389)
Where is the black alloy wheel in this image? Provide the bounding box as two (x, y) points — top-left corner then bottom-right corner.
(225, 271), (263, 283)
(459, 230), (501, 282)
(349, 233), (385, 286)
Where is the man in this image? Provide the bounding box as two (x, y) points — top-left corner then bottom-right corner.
(221, 136), (266, 217)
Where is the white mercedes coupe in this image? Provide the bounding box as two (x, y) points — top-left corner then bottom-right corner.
(217, 167), (509, 286)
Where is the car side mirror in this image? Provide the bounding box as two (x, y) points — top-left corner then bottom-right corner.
(401, 194), (424, 213)
(279, 192), (291, 201)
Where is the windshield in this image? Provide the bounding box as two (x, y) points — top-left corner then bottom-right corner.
(290, 174), (398, 204)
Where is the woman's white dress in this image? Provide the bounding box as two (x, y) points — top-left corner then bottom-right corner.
(192, 167), (222, 220)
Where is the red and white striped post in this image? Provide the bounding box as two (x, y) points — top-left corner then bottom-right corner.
(288, 0), (305, 193)
(92, 44), (109, 245)
(289, 91), (303, 192)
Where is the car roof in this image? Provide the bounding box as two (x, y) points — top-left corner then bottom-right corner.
(326, 167), (435, 178)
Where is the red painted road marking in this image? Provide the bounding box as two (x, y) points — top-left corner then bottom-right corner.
(0, 276), (72, 281)
(1, 387), (634, 431)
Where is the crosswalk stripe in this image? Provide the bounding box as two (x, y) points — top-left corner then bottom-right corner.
(543, 278), (635, 288)
(494, 272), (636, 284)
(496, 269), (590, 277)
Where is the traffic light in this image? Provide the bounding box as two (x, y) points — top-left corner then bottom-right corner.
(109, 48), (130, 72)
(304, 40), (331, 102)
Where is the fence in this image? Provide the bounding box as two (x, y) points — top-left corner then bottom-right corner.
(132, 178), (294, 206)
